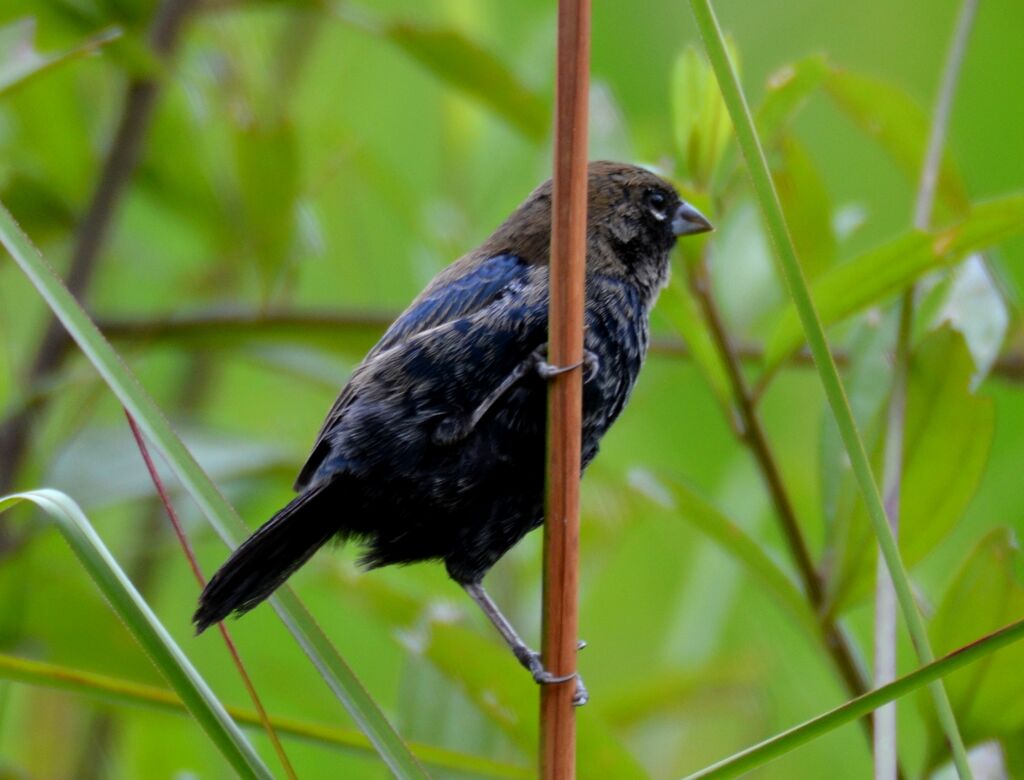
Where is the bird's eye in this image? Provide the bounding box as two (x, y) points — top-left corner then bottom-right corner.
(645, 190), (668, 220)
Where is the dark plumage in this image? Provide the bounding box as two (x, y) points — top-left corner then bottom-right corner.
(194, 161), (712, 702)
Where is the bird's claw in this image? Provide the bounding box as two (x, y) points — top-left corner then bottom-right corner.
(516, 648), (589, 707)
(533, 348), (600, 382)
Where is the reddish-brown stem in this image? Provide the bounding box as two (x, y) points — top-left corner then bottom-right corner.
(540, 0), (590, 776)
(123, 411), (298, 780)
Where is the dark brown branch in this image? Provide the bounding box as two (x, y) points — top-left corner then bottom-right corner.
(85, 307), (1024, 382)
(0, 0), (197, 497)
(688, 259), (874, 734)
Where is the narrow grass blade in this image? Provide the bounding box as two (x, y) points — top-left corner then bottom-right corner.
(0, 652), (530, 779)
(683, 617), (1024, 779)
(0, 490), (272, 780)
(0, 200), (428, 777)
(687, 2), (972, 775)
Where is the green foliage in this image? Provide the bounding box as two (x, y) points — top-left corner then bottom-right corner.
(0, 489), (273, 779)
(2, 0), (1024, 777)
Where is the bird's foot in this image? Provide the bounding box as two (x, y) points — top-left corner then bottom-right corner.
(532, 347), (600, 383)
(514, 646), (589, 707)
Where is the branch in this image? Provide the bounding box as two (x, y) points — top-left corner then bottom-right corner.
(689, 260), (871, 726)
(84, 308), (1024, 381)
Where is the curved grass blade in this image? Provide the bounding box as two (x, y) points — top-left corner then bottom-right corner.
(683, 617), (1024, 779)
(0, 652), (530, 779)
(0, 200), (428, 778)
(687, 2), (971, 775)
(0, 490), (272, 780)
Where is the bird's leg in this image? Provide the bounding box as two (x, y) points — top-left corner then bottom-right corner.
(462, 581), (588, 706)
(433, 358), (536, 445)
(433, 346), (598, 446)
(531, 345), (600, 382)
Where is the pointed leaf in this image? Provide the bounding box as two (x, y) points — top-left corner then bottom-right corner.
(827, 328), (994, 611)
(765, 194), (1024, 369)
(825, 69), (969, 216)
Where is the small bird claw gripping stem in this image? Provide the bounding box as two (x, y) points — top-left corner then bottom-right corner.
(517, 648), (589, 706)
(532, 346), (600, 382)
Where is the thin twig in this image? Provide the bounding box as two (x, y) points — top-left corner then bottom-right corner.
(875, 3), (979, 778)
(124, 411), (298, 780)
(689, 260), (873, 731)
(0, 0), (197, 498)
(541, 0), (590, 776)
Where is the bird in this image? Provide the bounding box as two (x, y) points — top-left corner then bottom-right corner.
(193, 161), (712, 705)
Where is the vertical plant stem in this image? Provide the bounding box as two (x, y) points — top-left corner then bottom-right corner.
(687, 1), (972, 776)
(541, 0), (590, 776)
(124, 412), (299, 780)
(874, 2), (979, 777)
(689, 262), (872, 727)
(0, 0), (197, 498)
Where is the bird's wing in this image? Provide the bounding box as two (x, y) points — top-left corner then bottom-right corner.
(294, 253), (532, 490)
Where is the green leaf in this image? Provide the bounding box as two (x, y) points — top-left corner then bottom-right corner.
(0, 651), (531, 778)
(232, 118), (300, 293)
(824, 68), (970, 216)
(755, 55), (831, 143)
(826, 328), (994, 611)
(771, 134), (836, 279)
(636, 472), (816, 636)
(0, 18), (121, 97)
(342, 9), (548, 142)
(672, 43), (734, 188)
(764, 193), (1024, 369)
(923, 529), (1024, 765)
(0, 200), (429, 779)
(0, 490), (273, 780)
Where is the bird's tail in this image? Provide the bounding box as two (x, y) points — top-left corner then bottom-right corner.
(193, 482), (342, 633)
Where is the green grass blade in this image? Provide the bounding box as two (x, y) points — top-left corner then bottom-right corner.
(683, 617), (1024, 779)
(687, 2), (972, 776)
(0, 652), (530, 779)
(0, 490), (273, 780)
(0, 200), (428, 778)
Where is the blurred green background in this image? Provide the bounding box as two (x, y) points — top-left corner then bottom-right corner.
(1, 0), (1023, 777)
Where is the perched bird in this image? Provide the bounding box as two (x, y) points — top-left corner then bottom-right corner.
(194, 161), (712, 704)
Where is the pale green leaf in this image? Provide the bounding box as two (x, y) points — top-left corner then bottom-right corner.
(765, 194), (1024, 370)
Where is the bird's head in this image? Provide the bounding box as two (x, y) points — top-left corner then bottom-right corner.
(483, 161), (712, 298)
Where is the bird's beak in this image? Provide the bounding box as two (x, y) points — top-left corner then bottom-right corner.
(672, 202), (714, 236)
